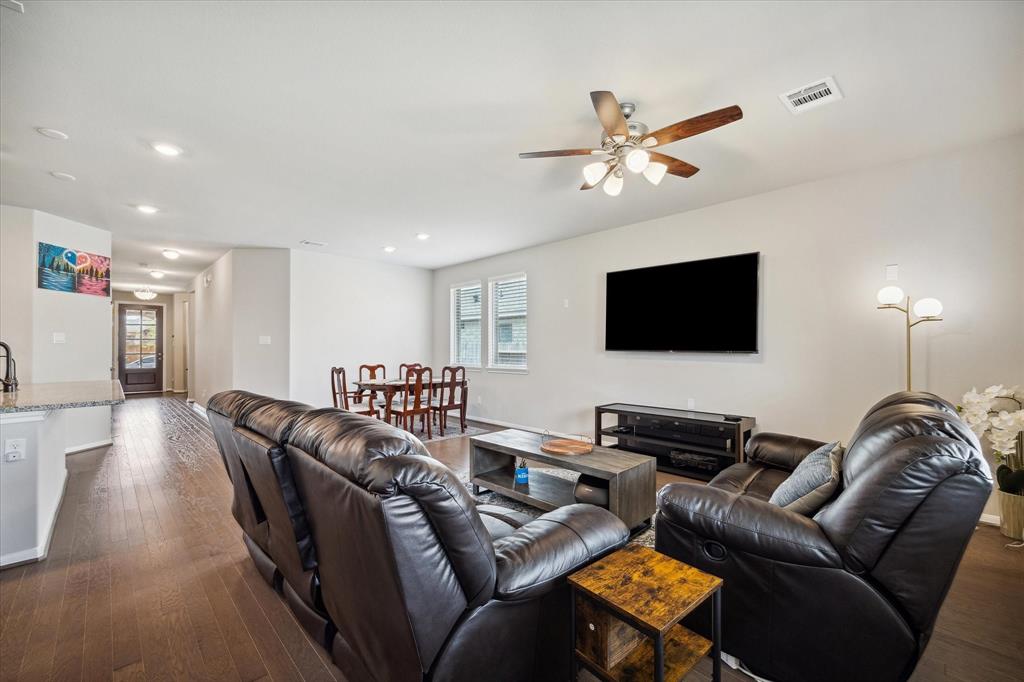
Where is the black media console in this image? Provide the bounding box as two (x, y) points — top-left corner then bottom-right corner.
(595, 403), (756, 481)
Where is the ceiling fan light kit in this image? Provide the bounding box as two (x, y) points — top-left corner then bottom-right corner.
(519, 91), (742, 197)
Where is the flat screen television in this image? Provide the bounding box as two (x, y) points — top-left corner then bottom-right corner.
(605, 252), (759, 353)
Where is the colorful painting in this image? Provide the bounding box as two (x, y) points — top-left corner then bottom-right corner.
(37, 242), (111, 297)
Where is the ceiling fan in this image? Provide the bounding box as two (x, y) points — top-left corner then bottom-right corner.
(519, 91), (742, 196)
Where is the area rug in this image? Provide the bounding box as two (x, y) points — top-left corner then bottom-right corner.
(413, 424), (489, 443)
(457, 470), (656, 548)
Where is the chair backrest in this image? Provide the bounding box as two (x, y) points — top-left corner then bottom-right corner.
(402, 365), (432, 410)
(233, 399), (318, 603)
(330, 366), (349, 409)
(207, 390), (276, 543)
(439, 366), (466, 408)
(399, 362), (422, 380)
(815, 391), (991, 638)
(359, 364), (386, 382)
(287, 408), (496, 680)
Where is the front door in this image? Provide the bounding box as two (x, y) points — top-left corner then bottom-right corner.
(118, 304), (163, 393)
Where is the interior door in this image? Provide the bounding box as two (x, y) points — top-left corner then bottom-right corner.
(118, 304), (163, 393)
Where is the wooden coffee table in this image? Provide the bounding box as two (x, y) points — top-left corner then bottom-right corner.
(469, 429), (656, 530)
(568, 545), (723, 682)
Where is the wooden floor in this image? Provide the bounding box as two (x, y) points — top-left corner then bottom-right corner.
(0, 396), (1020, 681)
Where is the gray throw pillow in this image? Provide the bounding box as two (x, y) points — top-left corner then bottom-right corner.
(768, 441), (843, 516)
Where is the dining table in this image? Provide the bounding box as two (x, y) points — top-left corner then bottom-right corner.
(352, 377), (469, 427)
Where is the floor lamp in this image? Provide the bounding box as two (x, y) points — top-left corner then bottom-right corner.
(876, 286), (943, 391)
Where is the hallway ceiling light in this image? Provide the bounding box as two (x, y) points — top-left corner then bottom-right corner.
(36, 127), (69, 140)
(134, 288), (157, 300)
(162, 249), (180, 260)
(383, 245), (396, 253)
(149, 270), (165, 279)
(151, 142), (183, 157)
(49, 171), (77, 181)
(136, 205), (160, 214)
(416, 233), (430, 241)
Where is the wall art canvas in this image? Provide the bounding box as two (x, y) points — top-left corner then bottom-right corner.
(37, 242), (111, 297)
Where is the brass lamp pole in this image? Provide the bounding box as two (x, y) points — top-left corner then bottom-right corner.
(876, 286), (943, 391)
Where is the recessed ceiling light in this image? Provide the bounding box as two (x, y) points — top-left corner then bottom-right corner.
(162, 249), (180, 260)
(383, 246), (397, 253)
(49, 171), (77, 181)
(150, 270), (165, 279)
(136, 205), (160, 214)
(151, 142), (183, 157)
(36, 127), (69, 140)
(416, 233), (430, 241)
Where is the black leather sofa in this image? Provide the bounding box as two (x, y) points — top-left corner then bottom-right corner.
(655, 391), (992, 682)
(207, 390), (629, 681)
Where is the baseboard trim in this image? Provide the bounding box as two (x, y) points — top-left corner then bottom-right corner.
(467, 414), (582, 441)
(979, 513), (1000, 526)
(65, 438), (113, 455)
(1, 468), (67, 568)
(190, 401), (209, 422)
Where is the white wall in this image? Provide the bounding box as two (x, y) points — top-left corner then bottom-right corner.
(172, 292), (193, 393)
(288, 250), (433, 406)
(192, 251), (235, 405)
(0, 206), (35, 383)
(30, 211), (114, 451)
(432, 136), (1024, 515)
(232, 249), (291, 398)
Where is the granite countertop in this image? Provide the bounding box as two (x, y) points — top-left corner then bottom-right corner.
(0, 380), (126, 414)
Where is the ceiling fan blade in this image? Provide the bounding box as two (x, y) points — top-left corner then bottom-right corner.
(590, 91), (628, 142)
(642, 105), (743, 148)
(648, 152), (700, 178)
(519, 148), (602, 159)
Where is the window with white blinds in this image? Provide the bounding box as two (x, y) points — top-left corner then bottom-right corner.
(488, 274), (527, 370)
(450, 282), (482, 366)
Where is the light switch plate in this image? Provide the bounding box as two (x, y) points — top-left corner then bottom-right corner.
(258, 335), (271, 345)
(52, 332), (66, 344)
(885, 264), (899, 281)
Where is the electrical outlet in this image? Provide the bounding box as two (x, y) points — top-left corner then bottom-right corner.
(686, 398), (696, 409)
(477, 395), (483, 404)
(258, 335), (271, 345)
(4, 438), (27, 462)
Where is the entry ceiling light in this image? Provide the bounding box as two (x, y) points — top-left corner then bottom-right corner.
(151, 142), (183, 157)
(416, 233), (431, 241)
(134, 288), (157, 301)
(49, 171), (76, 181)
(36, 127), (69, 140)
(136, 205), (159, 214)
(383, 246), (397, 253)
(149, 270), (165, 279)
(162, 249), (180, 260)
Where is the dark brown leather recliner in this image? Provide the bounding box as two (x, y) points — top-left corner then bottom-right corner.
(285, 407), (630, 682)
(655, 391), (992, 682)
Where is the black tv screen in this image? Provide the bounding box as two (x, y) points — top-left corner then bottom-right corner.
(605, 252), (759, 353)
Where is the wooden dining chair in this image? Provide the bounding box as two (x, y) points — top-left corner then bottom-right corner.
(398, 363), (422, 380)
(390, 366), (433, 438)
(356, 363), (386, 404)
(330, 367), (377, 417)
(431, 366), (467, 436)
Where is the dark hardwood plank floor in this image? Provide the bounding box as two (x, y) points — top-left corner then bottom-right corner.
(0, 396), (1019, 681)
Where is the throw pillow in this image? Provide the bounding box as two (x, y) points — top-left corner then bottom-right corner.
(768, 441), (843, 516)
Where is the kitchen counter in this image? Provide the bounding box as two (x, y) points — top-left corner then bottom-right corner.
(0, 380), (126, 413)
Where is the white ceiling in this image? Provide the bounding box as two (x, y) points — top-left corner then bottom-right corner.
(2, 1), (1022, 286)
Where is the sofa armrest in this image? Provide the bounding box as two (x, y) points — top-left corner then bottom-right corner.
(493, 504), (628, 601)
(657, 483), (842, 569)
(746, 432), (828, 471)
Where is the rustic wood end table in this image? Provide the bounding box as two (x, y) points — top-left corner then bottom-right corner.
(568, 544), (723, 682)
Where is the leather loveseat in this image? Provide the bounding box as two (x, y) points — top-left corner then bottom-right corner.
(654, 391), (992, 682)
(207, 390), (629, 681)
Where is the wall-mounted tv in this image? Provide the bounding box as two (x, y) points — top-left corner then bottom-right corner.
(605, 252), (759, 353)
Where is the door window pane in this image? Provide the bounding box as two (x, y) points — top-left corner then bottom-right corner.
(142, 310), (157, 324)
(126, 340), (141, 354)
(141, 355), (156, 368)
(125, 310), (141, 325)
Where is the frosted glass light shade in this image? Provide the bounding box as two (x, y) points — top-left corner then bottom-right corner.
(876, 286), (905, 305)
(913, 297), (943, 318)
(625, 148), (650, 173)
(603, 170), (623, 196)
(643, 162), (668, 186)
(582, 161), (607, 187)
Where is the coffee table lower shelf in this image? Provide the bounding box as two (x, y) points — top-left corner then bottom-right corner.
(575, 624), (712, 682)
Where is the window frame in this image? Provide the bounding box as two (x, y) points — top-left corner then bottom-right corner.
(449, 280), (483, 369)
(487, 272), (528, 373)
